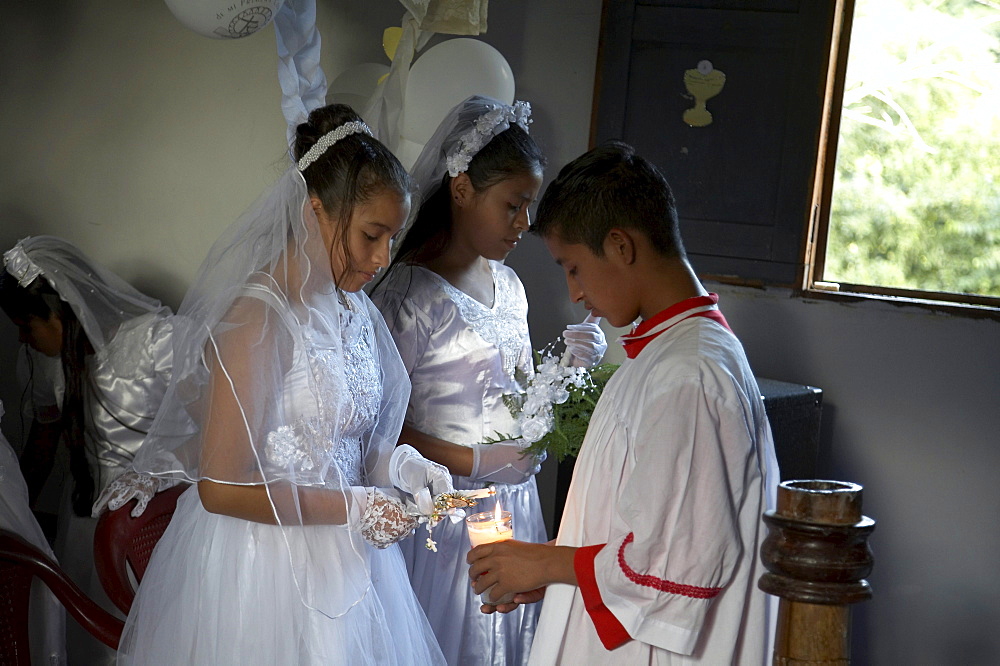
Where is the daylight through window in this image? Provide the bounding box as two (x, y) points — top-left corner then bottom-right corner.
(818, 0), (1000, 304)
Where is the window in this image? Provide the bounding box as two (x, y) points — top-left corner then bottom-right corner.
(808, 0), (1000, 309)
(591, 0), (1000, 313)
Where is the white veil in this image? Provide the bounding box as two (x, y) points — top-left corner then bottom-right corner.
(132, 159), (411, 618)
(406, 94), (532, 216)
(2, 235), (172, 354)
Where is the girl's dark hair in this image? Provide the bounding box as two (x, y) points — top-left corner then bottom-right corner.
(294, 104), (412, 290)
(388, 123), (545, 271)
(0, 270), (94, 516)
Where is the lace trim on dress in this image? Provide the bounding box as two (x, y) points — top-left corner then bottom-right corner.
(263, 303), (380, 485)
(425, 263), (524, 380)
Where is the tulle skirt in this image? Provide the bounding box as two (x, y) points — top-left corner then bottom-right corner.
(400, 476), (547, 666)
(117, 486), (444, 665)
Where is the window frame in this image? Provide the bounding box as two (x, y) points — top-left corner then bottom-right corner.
(804, 0), (1000, 318)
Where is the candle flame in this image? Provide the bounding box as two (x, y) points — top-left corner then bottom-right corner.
(493, 501), (503, 523)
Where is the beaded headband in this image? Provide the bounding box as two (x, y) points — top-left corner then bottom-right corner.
(296, 120), (373, 172)
(445, 100), (532, 177)
(3, 240), (43, 287)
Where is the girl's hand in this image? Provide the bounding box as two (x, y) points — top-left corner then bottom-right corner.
(352, 487), (419, 548)
(92, 470), (160, 518)
(562, 313), (607, 368)
(469, 440), (545, 485)
(389, 444), (455, 513)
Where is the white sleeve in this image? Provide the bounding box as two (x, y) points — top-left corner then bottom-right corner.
(19, 347), (62, 423)
(590, 375), (753, 655)
(372, 279), (434, 377)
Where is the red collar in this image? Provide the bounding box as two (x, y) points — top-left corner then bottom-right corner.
(619, 294), (730, 359)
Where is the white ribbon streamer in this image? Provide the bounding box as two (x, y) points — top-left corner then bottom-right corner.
(274, 0), (329, 148)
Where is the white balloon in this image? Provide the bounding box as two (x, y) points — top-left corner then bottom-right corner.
(164, 0), (286, 39)
(327, 63), (391, 113)
(402, 39), (515, 146)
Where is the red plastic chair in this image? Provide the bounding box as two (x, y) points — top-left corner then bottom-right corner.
(93, 483), (186, 615)
(0, 529), (123, 663)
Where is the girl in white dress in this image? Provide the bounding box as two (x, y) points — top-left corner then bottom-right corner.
(118, 105), (450, 665)
(1, 235), (174, 665)
(371, 95), (606, 665)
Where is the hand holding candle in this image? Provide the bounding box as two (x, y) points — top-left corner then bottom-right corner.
(467, 538), (579, 613)
(466, 503), (515, 605)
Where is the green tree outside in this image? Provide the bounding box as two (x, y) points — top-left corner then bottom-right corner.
(828, 0), (1000, 298)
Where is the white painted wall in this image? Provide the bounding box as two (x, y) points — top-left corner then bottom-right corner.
(1, 1), (996, 663)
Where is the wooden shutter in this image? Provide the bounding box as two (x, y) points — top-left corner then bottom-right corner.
(592, 0), (838, 285)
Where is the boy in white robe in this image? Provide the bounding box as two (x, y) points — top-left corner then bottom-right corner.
(467, 141), (780, 664)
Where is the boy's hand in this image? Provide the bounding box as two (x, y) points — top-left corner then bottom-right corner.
(467, 539), (577, 605)
(479, 587), (547, 614)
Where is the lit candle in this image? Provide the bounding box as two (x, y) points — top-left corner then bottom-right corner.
(465, 502), (513, 548)
(466, 503), (515, 605)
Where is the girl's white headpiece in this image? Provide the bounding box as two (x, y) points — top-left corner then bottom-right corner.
(445, 100), (532, 177)
(296, 120), (373, 172)
(3, 239), (43, 287)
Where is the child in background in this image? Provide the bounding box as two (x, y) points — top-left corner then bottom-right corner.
(1, 235), (175, 665)
(371, 95), (607, 665)
(468, 141), (779, 664)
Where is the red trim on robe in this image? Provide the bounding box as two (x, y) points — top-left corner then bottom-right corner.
(574, 544), (632, 650)
(621, 294), (732, 359)
(617, 533), (723, 599)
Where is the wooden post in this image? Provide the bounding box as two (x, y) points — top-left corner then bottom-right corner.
(759, 480), (875, 665)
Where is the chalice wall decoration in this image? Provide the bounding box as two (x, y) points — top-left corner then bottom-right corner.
(683, 60), (726, 127)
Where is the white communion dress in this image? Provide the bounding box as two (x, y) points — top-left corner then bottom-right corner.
(373, 261), (548, 666)
(118, 286), (445, 666)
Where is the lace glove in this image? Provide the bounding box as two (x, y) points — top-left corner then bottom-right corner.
(562, 313), (607, 368)
(389, 444), (455, 515)
(91, 470), (179, 518)
(349, 487), (419, 549)
(469, 440), (546, 485)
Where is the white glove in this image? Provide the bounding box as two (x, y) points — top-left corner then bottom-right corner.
(389, 444), (455, 515)
(349, 487), (419, 549)
(469, 440), (546, 485)
(562, 313), (607, 368)
(91, 470), (176, 518)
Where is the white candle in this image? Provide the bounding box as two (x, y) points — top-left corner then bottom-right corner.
(466, 506), (513, 548)
(463, 487), (497, 501)
(466, 504), (515, 605)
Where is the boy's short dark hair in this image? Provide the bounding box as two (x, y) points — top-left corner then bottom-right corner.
(532, 141), (685, 258)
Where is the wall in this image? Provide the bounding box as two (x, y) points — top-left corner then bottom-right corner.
(1, 1), (997, 664)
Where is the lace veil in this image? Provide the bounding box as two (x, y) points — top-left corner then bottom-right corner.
(131, 157), (411, 617)
(2, 235), (172, 353)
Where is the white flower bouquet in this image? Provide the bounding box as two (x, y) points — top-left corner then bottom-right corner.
(500, 345), (620, 462)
